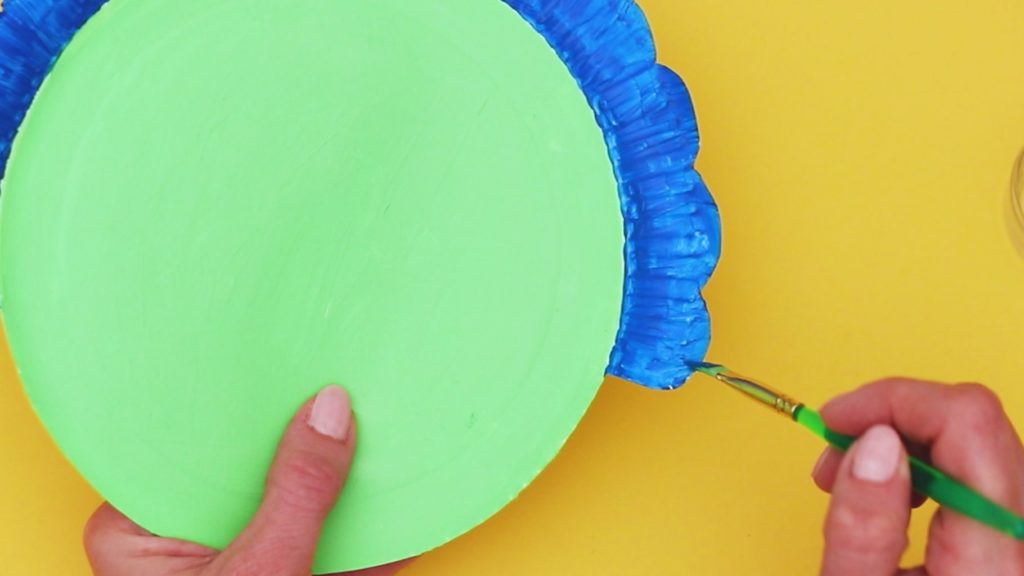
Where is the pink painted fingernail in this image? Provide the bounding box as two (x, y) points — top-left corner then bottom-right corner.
(307, 385), (351, 442)
(852, 425), (901, 483)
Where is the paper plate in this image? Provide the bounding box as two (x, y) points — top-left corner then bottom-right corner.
(0, 0), (719, 571)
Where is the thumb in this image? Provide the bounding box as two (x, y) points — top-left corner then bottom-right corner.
(821, 425), (911, 576)
(214, 385), (355, 576)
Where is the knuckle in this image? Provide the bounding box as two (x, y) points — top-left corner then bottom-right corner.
(825, 503), (907, 556)
(951, 383), (1005, 429)
(270, 452), (343, 512)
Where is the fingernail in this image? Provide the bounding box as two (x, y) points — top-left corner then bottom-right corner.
(851, 425), (901, 483)
(812, 448), (830, 479)
(307, 385), (351, 441)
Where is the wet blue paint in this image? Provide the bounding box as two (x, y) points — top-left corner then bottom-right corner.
(0, 0), (719, 390)
(0, 0), (109, 183)
(504, 0), (721, 389)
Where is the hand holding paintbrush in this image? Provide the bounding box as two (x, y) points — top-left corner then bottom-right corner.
(693, 365), (1024, 575)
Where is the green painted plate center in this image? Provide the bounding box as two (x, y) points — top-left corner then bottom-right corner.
(0, 0), (622, 571)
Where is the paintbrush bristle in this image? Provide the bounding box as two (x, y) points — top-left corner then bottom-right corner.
(686, 361), (725, 376)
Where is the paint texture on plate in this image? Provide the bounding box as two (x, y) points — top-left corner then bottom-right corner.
(0, 0), (719, 572)
(0, 0), (108, 184)
(505, 1), (719, 389)
(0, 0), (720, 393)
(0, 0), (623, 571)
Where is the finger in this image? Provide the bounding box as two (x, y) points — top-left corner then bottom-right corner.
(821, 379), (1024, 569)
(821, 379), (1024, 505)
(821, 425), (911, 576)
(215, 385), (355, 576)
(813, 447), (929, 509)
(84, 503), (142, 576)
(812, 447), (843, 492)
(84, 503), (215, 576)
(910, 493), (928, 509)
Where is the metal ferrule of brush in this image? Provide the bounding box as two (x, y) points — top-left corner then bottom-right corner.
(716, 369), (801, 419)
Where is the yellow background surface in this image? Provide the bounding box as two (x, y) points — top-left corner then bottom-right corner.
(3, 1), (1024, 574)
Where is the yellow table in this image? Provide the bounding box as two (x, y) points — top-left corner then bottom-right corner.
(3, 1), (1023, 573)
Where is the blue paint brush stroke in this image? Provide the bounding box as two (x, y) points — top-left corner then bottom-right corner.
(0, 0), (720, 390)
(0, 0), (109, 183)
(504, 0), (721, 389)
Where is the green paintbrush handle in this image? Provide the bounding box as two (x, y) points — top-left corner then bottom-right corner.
(794, 406), (1024, 540)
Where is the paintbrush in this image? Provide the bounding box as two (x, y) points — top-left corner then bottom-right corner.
(689, 362), (1024, 540)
